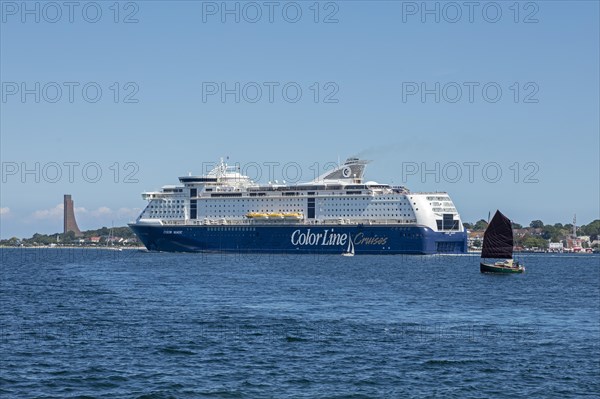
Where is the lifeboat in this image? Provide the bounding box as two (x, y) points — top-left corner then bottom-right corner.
(246, 212), (268, 219)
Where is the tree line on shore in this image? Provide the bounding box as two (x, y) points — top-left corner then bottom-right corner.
(0, 226), (139, 247)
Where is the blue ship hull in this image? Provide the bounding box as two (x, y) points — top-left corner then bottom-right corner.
(129, 223), (467, 255)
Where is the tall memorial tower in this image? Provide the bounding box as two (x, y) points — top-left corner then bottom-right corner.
(63, 194), (82, 236)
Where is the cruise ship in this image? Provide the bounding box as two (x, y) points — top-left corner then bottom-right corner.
(129, 157), (467, 254)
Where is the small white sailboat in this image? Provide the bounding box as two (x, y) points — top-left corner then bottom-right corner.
(342, 236), (355, 257)
(106, 222), (123, 251)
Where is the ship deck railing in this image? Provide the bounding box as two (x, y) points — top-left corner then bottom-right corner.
(159, 218), (419, 226)
(191, 189), (407, 198)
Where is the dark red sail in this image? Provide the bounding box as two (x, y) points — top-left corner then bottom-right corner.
(481, 210), (513, 259)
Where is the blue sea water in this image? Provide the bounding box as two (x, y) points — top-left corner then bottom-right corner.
(1, 248), (598, 398)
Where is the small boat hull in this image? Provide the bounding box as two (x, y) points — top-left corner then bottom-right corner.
(480, 262), (525, 274)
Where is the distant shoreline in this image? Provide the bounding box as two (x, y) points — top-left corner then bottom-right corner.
(0, 245), (142, 250)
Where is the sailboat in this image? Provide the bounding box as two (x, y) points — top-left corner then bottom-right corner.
(342, 235), (355, 257)
(480, 210), (524, 273)
(106, 223), (123, 251)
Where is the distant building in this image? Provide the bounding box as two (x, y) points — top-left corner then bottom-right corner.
(514, 228), (529, 237)
(530, 228), (543, 236)
(89, 236), (101, 243)
(63, 195), (83, 237)
(468, 232), (483, 248)
(579, 236), (591, 245)
(549, 242), (564, 252)
(468, 232), (483, 239)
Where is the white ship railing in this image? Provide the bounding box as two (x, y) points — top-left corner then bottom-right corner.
(159, 218), (419, 226)
(190, 190), (411, 199)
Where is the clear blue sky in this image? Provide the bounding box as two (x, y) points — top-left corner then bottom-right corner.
(1, 1), (599, 238)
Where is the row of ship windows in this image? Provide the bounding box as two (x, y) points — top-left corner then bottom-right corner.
(321, 205), (411, 209)
(196, 208), (411, 213)
(201, 208), (304, 212)
(153, 199), (413, 205)
(202, 204), (302, 208)
(426, 196), (450, 201)
(321, 214), (411, 218)
(188, 198), (410, 203)
(321, 197), (406, 201)
(198, 204), (410, 210)
(149, 205), (410, 214)
(322, 210), (414, 214)
(197, 194), (405, 198)
(206, 227), (256, 232)
(323, 212), (413, 216)
(147, 208), (413, 214)
(199, 198), (304, 202)
(148, 213), (414, 219)
(150, 203), (413, 209)
(159, 191), (414, 202)
(200, 211), (412, 217)
(149, 208), (414, 214)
